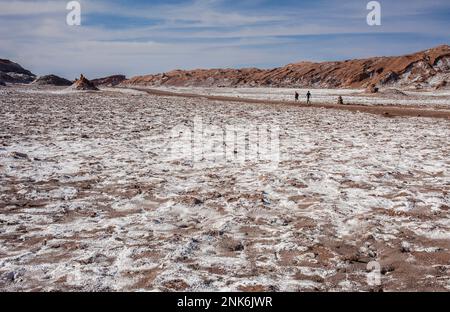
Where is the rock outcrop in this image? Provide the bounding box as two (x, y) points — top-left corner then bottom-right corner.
(379, 89), (409, 97)
(122, 45), (450, 90)
(0, 59), (36, 83)
(69, 74), (99, 91)
(32, 75), (73, 86)
(92, 75), (126, 87)
(366, 84), (379, 94)
(435, 80), (447, 90)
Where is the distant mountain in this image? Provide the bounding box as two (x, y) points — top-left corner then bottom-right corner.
(92, 75), (127, 87)
(0, 59), (36, 84)
(122, 45), (450, 90)
(32, 75), (72, 86)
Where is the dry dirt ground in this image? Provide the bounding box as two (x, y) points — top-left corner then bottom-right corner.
(0, 86), (449, 291)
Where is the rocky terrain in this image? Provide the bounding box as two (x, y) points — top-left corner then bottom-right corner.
(92, 75), (127, 87)
(0, 86), (449, 291)
(0, 59), (121, 89)
(0, 59), (36, 84)
(123, 45), (450, 90)
(32, 75), (73, 87)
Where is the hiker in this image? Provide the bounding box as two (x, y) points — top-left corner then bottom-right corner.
(306, 91), (311, 104)
(337, 96), (344, 105)
(295, 92), (299, 102)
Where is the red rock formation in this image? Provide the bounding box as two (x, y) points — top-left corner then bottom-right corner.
(122, 45), (450, 89)
(70, 74), (99, 91)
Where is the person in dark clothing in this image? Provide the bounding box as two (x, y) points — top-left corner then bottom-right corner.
(306, 91), (311, 104)
(295, 92), (299, 102)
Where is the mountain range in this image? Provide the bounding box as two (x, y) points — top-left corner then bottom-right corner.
(123, 45), (450, 90)
(1, 45), (449, 90)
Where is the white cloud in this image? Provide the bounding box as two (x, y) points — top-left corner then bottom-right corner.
(0, 0), (64, 15)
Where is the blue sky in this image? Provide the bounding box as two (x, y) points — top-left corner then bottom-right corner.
(0, 0), (449, 79)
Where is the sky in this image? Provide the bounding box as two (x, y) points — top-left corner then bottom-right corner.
(0, 0), (449, 79)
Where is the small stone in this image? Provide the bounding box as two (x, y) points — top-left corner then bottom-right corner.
(234, 242), (245, 251)
(228, 241), (245, 252)
(12, 151), (28, 159)
(381, 265), (395, 275)
(4, 272), (15, 282)
(400, 241), (411, 253)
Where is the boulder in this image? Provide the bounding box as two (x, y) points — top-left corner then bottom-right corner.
(366, 84), (379, 94)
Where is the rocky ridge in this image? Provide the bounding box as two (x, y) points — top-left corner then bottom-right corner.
(0, 59), (36, 84)
(123, 45), (450, 90)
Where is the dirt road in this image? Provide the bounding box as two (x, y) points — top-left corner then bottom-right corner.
(131, 87), (450, 120)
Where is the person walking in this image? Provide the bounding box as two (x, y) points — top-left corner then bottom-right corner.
(306, 91), (311, 104)
(295, 92), (299, 102)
